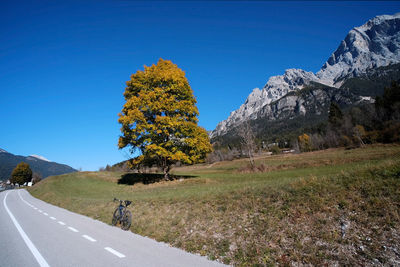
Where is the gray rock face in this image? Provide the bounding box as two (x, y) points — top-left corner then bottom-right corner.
(317, 13), (400, 86)
(211, 13), (400, 139)
(211, 69), (318, 138)
(256, 85), (366, 123)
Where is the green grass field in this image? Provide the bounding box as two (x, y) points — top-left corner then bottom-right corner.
(29, 144), (400, 266)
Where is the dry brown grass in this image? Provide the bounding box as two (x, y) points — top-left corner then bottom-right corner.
(29, 144), (400, 266)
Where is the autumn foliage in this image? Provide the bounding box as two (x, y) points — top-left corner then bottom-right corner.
(298, 133), (311, 152)
(118, 59), (212, 180)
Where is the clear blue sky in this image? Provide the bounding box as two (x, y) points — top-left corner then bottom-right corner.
(1, 1), (399, 171)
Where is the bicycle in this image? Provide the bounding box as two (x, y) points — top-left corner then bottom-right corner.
(111, 198), (132, 230)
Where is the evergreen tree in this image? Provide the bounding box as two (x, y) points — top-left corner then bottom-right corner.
(328, 101), (343, 127)
(375, 81), (400, 121)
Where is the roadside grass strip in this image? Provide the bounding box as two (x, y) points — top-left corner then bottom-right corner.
(104, 247), (126, 258)
(82, 235), (96, 242)
(27, 145), (400, 266)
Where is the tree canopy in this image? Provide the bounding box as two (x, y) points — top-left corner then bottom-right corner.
(10, 162), (32, 185)
(118, 59), (212, 179)
(328, 101), (343, 127)
(375, 81), (400, 121)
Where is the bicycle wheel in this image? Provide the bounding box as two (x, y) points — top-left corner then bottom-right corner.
(121, 210), (132, 230)
(111, 208), (119, 226)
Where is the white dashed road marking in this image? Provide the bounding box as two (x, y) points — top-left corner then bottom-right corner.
(68, 226), (79, 232)
(3, 191), (50, 267)
(16, 190), (129, 263)
(104, 247), (126, 258)
(82, 235), (96, 242)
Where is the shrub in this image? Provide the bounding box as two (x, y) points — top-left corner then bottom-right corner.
(32, 172), (42, 185)
(269, 145), (281, 155)
(340, 135), (353, 147)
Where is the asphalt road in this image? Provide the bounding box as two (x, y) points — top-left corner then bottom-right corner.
(0, 189), (226, 267)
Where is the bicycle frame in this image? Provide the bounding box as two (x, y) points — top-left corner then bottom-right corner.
(112, 198), (132, 230)
(117, 201), (125, 218)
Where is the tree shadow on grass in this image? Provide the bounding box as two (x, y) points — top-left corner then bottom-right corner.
(117, 173), (198, 185)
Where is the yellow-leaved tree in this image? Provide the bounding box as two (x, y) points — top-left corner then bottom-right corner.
(118, 59), (212, 180)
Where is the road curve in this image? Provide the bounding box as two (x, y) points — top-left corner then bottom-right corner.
(0, 189), (227, 267)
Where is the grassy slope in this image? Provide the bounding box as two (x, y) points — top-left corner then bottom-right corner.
(29, 144), (400, 266)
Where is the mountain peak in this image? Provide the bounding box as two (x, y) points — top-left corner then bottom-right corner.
(211, 13), (400, 139)
(29, 155), (52, 162)
(316, 12), (400, 86)
(358, 13), (400, 31)
(263, 69), (318, 102)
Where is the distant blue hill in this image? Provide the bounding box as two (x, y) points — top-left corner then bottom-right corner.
(0, 149), (77, 181)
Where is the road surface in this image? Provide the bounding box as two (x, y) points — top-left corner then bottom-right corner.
(0, 189), (226, 267)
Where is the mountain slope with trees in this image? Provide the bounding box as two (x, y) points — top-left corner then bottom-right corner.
(0, 149), (77, 181)
(211, 64), (398, 147)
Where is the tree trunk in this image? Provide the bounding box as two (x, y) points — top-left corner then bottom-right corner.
(163, 165), (171, 181)
(356, 135), (365, 147)
(248, 148), (255, 168)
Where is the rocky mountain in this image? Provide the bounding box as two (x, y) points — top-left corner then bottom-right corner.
(211, 13), (400, 140)
(212, 69), (320, 137)
(0, 149), (77, 181)
(317, 13), (400, 86)
(212, 63), (400, 148)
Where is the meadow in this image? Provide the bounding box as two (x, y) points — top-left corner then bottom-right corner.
(29, 144), (400, 266)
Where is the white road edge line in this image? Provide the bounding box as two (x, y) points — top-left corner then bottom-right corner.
(3, 191), (50, 267)
(104, 247), (126, 258)
(68, 226), (79, 232)
(50, 217), (56, 220)
(18, 190), (30, 205)
(82, 235), (96, 242)
(43, 213), (48, 216)
(58, 221), (66, 225)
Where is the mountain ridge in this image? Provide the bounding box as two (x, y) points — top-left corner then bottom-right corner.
(0, 148), (77, 181)
(29, 154), (51, 162)
(211, 13), (400, 139)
